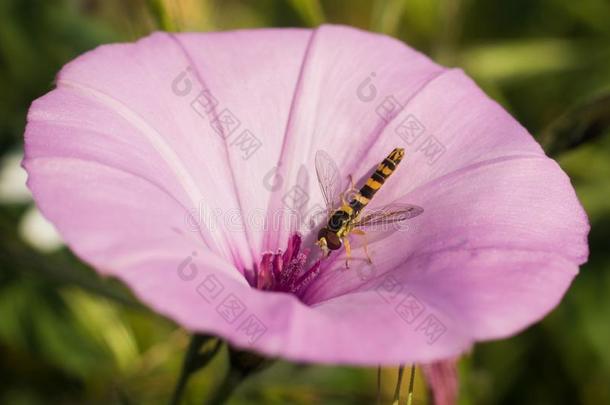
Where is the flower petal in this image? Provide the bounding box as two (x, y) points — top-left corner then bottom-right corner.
(305, 156), (587, 345)
(422, 358), (460, 405)
(263, 25), (446, 248)
(23, 25), (589, 365)
(299, 59), (588, 348)
(25, 29), (315, 271)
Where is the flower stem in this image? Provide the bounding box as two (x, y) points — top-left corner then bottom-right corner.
(205, 346), (272, 404)
(376, 365), (382, 405)
(205, 367), (244, 405)
(406, 364), (416, 405)
(392, 364), (405, 405)
(170, 334), (220, 405)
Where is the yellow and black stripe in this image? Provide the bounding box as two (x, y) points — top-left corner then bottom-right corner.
(327, 148), (405, 233)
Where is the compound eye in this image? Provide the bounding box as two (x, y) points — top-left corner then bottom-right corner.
(325, 232), (343, 250)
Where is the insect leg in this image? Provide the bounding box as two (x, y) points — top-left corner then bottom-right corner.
(352, 228), (373, 264)
(348, 174), (355, 191)
(343, 237), (352, 269)
(345, 174), (359, 199)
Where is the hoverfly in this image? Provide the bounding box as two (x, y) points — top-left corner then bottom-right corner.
(315, 148), (423, 268)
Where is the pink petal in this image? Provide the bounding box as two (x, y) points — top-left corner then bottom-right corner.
(23, 25), (589, 365)
(26, 29), (313, 271)
(423, 358), (460, 405)
(303, 157), (587, 353)
(263, 25), (446, 249)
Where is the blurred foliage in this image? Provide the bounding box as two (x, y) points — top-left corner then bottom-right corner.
(1, 0), (609, 404)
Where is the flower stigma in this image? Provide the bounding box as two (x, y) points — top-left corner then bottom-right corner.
(246, 234), (322, 299)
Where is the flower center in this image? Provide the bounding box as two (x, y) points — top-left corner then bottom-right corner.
(246, 233), (321, 298)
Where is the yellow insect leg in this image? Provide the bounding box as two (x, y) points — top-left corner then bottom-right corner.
(343, 174), (358, 203)
(348, 174), (355, 191)
(352, 228), (373, 264)
(343, 236), (352, 269)
(339, 190), (348, 206)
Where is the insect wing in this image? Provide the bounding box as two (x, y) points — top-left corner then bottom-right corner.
(314, 150), (342, 214)
(353, 203), (423, 230)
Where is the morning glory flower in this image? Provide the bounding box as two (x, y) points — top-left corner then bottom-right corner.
(23, 25), (589, 367)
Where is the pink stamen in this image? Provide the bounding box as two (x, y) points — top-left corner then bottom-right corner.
(252, 233), (321, 299)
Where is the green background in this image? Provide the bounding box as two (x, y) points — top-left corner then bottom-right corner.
(1, 0), (609, 404)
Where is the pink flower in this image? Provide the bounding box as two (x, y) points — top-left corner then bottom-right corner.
(23, 25), (589, 365)
(422, 358), (460, 405)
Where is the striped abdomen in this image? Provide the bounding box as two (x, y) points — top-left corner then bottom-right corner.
(327, 148), (405, 233)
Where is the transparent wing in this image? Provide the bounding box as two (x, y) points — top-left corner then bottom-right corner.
(315, 149), (342, 214)
(353, 203), (423, 230)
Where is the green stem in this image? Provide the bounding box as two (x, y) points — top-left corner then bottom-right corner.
(376, 365), (382, 405)
(169, 368), (190, 405)
(392, 364), (405, 404)
(406, 364), (416, 405)
(170, 334), (219, 405)
(205, 346), (272, 404)
(205, 367), (244, 405)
